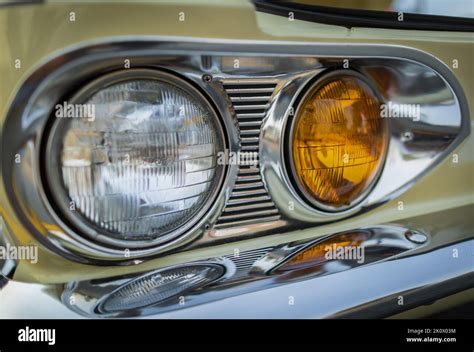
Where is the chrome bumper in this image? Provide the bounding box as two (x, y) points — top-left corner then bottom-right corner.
(0, 239), (471, 318)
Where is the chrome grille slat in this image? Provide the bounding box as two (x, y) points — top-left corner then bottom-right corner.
(233, 181), (264, 189)
(231, 188), (268, 197)
(225, 88), (275, 94)
(226, 195), (271, 205)
(235, 113), (267, 118)
(232, 249), (270, 257)
(233, 104), (270, 111)
(238, 166), (260, 173)
(219, 209), (279, 221)
(223, 201), (276, 212)
(230, 96), (272, 102)
(241, 136), (260, 143)
(238, 120), (264, 127)
(240, 129), (261, 136)
(215, 80), (281, 228)
(236, 174), (261, 182)
(215, 215), (282, 228)
(221, 79), (277, 85)
(241, 145), (259, 151)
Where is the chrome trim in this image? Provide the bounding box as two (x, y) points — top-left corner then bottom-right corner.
(261, 58), (468, 222)
(3, 240), (471, 318)
(3, 45), (245, 262)
(61, 257), (238, 318)
(0, 275), (8, 291)
(2, 38), (469, 263)
(250, 225), (426, 275)
(221, 247), (272, 281)
(0, 217), (17, 279)
(59, 224), (429, 317)
(215, 79), (281, 228)
(161, 240), (473, 319)
(58, 216), (472, 317)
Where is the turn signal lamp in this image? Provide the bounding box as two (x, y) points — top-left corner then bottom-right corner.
(290, 72), (387, 211)
(97, 263), (225, 313)
(275, 231), (369, 273)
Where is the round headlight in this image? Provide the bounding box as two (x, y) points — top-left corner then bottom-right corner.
(289, 71), (387, 212)
(45, 69), (225, 248)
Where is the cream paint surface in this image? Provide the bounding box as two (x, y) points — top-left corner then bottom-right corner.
(0, 0), (472, 283)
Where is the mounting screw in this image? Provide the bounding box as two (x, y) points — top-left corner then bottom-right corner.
(405, 230), (428, 244)
(202, 74), (213, 83)
(401, 131), (414, 142)
(204, 223), (211, 231)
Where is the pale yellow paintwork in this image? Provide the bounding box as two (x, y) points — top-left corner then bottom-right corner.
(0, 0), (472, 283)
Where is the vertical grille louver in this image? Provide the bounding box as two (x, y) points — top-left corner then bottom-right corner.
(215, 80), (281, 228)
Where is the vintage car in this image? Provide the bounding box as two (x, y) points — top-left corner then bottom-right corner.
(0, 0), (472, 319)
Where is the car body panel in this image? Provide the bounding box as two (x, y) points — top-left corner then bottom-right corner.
(0, 0), (472, 318)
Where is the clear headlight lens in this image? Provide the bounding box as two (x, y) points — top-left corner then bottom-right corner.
(46, 70), (225, 247)
(290, 72), (387, 211)
(97, 263), (225, 313)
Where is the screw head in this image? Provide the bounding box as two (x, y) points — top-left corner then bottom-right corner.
(202, 74), (213, 83)
(405, 230), (428, 244)
(401, 131), (414, 142)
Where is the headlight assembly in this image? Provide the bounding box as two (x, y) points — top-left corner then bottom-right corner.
(288, 71), (388, 212)
(44, 69), (226, 248)
(4, 41), (468, 263)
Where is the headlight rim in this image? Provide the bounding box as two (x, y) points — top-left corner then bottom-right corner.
(42, 68), (228, 250)
(285, 69), (389, 213)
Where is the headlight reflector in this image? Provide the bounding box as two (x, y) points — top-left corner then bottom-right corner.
(289, 72), (387, 211)
(46, 70), (225, 247)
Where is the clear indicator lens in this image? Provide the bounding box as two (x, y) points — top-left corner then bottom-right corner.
(48, 75), (225, 244)
(99, 263), (224, 313)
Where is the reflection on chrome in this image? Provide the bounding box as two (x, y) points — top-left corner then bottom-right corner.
(2, 39), (469, 264)
(61, 224), (429, 317)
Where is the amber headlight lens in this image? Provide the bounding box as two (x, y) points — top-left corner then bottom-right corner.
(290, 72), (387, 211)
(45, 70), (225, 247)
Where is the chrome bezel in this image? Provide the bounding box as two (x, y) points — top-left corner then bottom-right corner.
(61, 257), (237, 317)
(2, 37), (469, 263)
(44, 69), (227, 249)
(286, 69), (389, 213)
